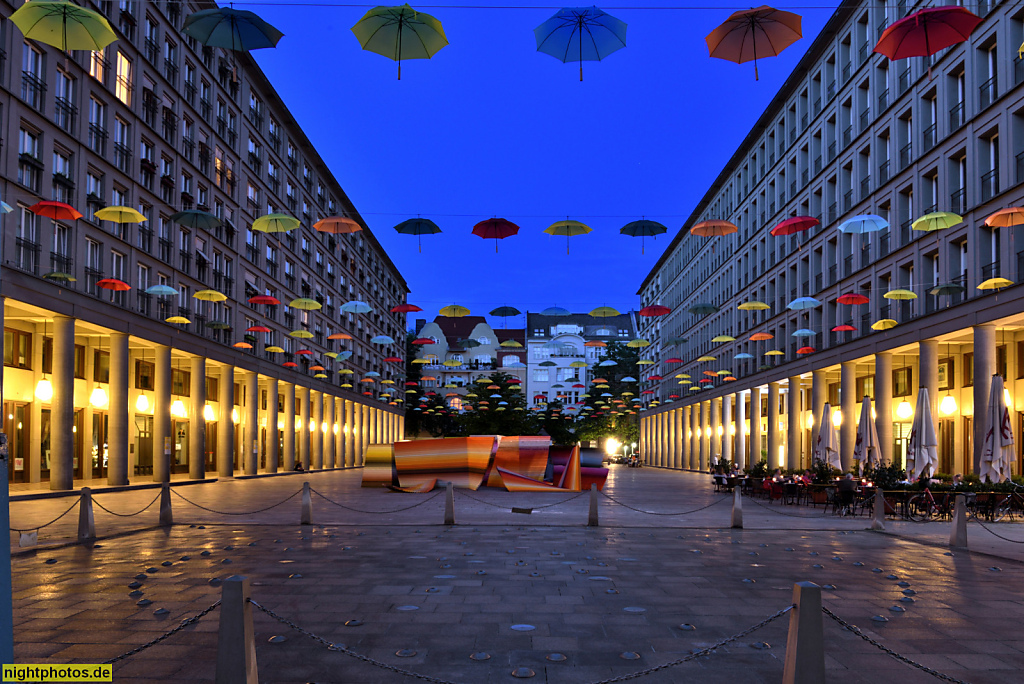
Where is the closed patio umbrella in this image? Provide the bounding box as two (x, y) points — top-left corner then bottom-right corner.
(813, 402), (840, 470)
(907, 387), (938, 481)
(980, 375), (1015, 483)
(852, 396), (881, 474)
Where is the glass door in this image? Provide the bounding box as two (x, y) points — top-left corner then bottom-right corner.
(5, 402), (31, 483)
(938, 419), (954, 475)
(91, 412), (108, 480)
(205, 421), (217, 471)
(172, 420), (189, 474)
(135, 415), (153, 476)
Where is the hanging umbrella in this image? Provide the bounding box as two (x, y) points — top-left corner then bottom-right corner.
(770, 215), (818, 236)
(980, 375), (1015, 483)
(281, 361), (298, 368)
(545, 220), (591, 254)
(688, 303), (719, 316)
(96, 278), (130, 291)
(697, 355), (717, 362)
(411, 338), (433, 345)
(171, 210), (221, 230)
(246, 325), (272, 333)
(95, 206), (146, 224)
(664, 356), (682, 362)
(734, 353), (754, 360)
(705, 6), (802, 80)
(371, 335), (396, 344)
(749, 332), (774, 341)
(329, 333), (354, 340)
(620, 219), (667, 254)
(472, 218), (519, 252)
(10, 1), (117, 52)
(541, 306), (571, 316)
(984, 207), (1024, 227)
(711, 335), (736, 342)
(978, 278), (1014, 290)
(313, 216), (362, 234)
(813, 402), (840, 470)
(42, 272), (75, 282)
(832, 324), (856, 332)
(194, 289), (227, 302)
(764, 350), (784, 356)
(340, 300), (372, 314)
(0, 200), (12, 214)
(589, 306), (619, 318)
(391, 303), (422, 313)
(884, 289), (917, 300)
(439, 304), (470, 317)
(871, 319), (898, 331)
(874, 7), (981, 61)
(394, 218), (441, 252)
(296, 349), (316, 356)
(853, 396), (881, 474)
(248, 295), (280, 306)
(489, 306), (521, 328)
(289, 330), (314, 339)
(30, 200), (81, 221)
(253, 213), (300, 233)
(352, 4), (448, 80)
(907, 388), (938, 481)
(597, 359), (616, 366)
(499, 340), (523, 348)
(183, 6), (284, 51)
(796, 346), (815, 354)
(534, 6), (626, 81)
(912, 211), (962, 233)
(791, 329), (815, 337)
(690, 219), (738, 238)
(146, 285), (177, 297)
(738, 301), (770, 310)
(336, 351), (354, 361)
(788, 297), (821, 310)
(837, 293), (869, 305)
(626, 338), (650, 348)
(639, 305), (670, 317)
(838, 214), (888, 233)
(930, 283), (966, 297)
(166, 316), (191, 325)
(289, 298), (322, 310)
(233, 342), (253, 349)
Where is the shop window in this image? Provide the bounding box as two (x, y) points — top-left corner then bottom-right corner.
(135, 360), (155, 390)
(205, 376), (219, 399)
(856, 376), (874, 399)
(94, 350), (110, 383)
(4, 329), (32, 369)
(42, 339), (86, 378)
(172, 369), (191, 396)
(893, 366), (912, 397)
(996, 344), (1007, 380)
(938, 358), (955, 391)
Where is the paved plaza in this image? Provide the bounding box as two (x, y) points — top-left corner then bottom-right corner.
(8, 467), (1024, 683)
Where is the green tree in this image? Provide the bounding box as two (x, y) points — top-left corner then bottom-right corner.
(459, 372), (540, 436)
(574, 341), (640, 449)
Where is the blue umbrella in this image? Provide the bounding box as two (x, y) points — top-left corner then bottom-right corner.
(336, 351), (354, 361)
(182, 7), (284, 51)
(540, 306), (571, 316)
(734, 353), (755, 359)
(792, 329), (817, 337)
(145, 285), (177, 296)
(534, 6), (627, 81)
(787, 297), (822, 310)
(341, 300), (373, 314)
(838, 214), (888, 234)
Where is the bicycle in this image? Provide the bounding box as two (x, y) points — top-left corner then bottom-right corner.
(992, 484), (1024, 522)
(906, 488), (952, 522)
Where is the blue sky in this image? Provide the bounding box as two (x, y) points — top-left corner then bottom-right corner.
(248, 2), (839, 328)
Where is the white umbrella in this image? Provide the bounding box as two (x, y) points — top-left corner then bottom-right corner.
(813, 402), (841, 470)
(980, 375), (1015, 483)
(853, 396), (881, 474)
(907, 387), (938, 481)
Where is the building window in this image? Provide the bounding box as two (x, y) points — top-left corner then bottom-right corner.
(963, 352), (973, 387)
(115, 51), (132, 105)
(17, 128), (42, 192)
(90, 49), (106, 82)
(21, 43), (44, 110)
(3, 329), (32, 369)
(94, 350), (110, 383)
(172, 369), (191, 396)
(135, 359), (154, 390)
(532, 369), (549, 382)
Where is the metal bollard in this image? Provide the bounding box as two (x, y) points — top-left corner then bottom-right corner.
(782, 582), (826, 684)
(77, 488), (95, 542)
(587, 483), (599, 527)
(443, 482), (455, 525)
(159, 482), (173, 526)
(949, 493), (967, 549)
(215, 575), (259, 684)
(731, 487), (743, 529)
(300, 482), (312, 525)
(871, 490), (885, 531)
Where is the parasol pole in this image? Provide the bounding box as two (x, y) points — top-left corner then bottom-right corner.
(751, 19), (759, 81)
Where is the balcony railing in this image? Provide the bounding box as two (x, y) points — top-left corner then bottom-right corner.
(137, 226), (152, 253)
(843, 125), (852, 147)
(860, 175), (870, 198)
(878, 159), (890, 184)
(980, 169), (999, 202)
(981, 260), (999, 280)
(114, 142), (132, 173)
(179, 250), (192, 274)
(54, 97), (76, 134)
(158, 237), (172, 262)
(877, 88), (889, 112)
(144, 37), (159, 63)
(1017, 151), (1024, 185)
(843, 189), (853, 212)
(950, 188), (966, 215)
(14, 239), (40, 274)
(88, 123), (107, 155)
(1016, 56), (1024, 86)
(137, 291), (151, 316)
(949, 102), (964, 131)
(899, 219), (911, 245)
(898, 67), (911, 93)
(899, 142), (912, 170)
(979, 76), (997, 110)
(922, 123), (936, 152)
(879, 232), (889, 257)
(21, 71), (45, 111)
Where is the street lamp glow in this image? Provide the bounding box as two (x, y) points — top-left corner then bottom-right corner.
(805, 413), (814, 430)
(90, 387), (108, 409)
(135, 393), (149, 412)
(716, 425), (724, 437)
(34, 379), (53, 402)
(309, 418), (316, 433)
(831, 409), (842, 427)
(604, 437), (620, 456)
(231, 408), (240, 423)
(940, 394), (958, 415)
(170, 399), (187, 418)
(896, 400), (914, 420)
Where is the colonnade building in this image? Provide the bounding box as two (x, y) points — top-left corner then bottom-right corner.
(638, 0), (1024, 476)
(1, 0), (406, 489)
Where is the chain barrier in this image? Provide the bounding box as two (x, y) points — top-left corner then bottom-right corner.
(821, 606), (970, 683)
(104, 600), (221, 665)
(92, 491), (163, 518)
(170, 487), (301, 515)
(968, 517), (1024, 544)
(740, 492), (834, 519)
(599, 491), (729, 516)
(249, 597), (792, 684)
(454, 488), (588, 511)
(311, 488), (443, 514)
(9, 498), (80, 533)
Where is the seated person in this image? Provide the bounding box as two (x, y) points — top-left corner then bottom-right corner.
(951, 473), (964, 488)
(837, 473), (858, 493)
(772, 468), (784, 482)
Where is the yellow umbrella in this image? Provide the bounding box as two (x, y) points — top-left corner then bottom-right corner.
(165, 316), (190, 324)
(439, 304), (470, 317)
(338, 369), (354, 374)
(626, 338), (650, 348)
(265, 345), (285, 353)
(411, 358), (430, 364)
(95, 206), (146, 223)
(569, 361), (587, 368)
(500, 339), (523, 347)
(912, 212), (962, 232)
(253, 213), (300, 233)
(475, 377), (492, 383)
(711, 335), (736, 342)
(689, 386), (702, 391)
(697, 355), (717, 362)
(325, 352), (339, 359)
(289, 330), (314, 338)
(443, 360), (462, 367)
(381, 379), (395, 384)
(590, 306), (620, 318)
(738, 301), (770, 310)
(544, 219), (592, 254)
(193, 289), (227, 302)
(341, 383), (353, 388)
(871, 319), (898, 331)
(675, 373), (690, 379)
(978, 277), (1014, 290)
(636, 359), (655, 365)
(884, 289), (917, 300)
(289, 298), (322, 310)
(313, 373), (328, 379)
(716, 370), (731, 376)
(405, 389), (418, 394)
(678, 380), (692, 385)
(764, 350), (784, 356)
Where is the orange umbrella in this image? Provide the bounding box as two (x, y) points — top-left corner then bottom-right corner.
(313, 216), (362, 234)
(749, 332), (773, 341)
(705, 6), (802, 80)
(690, 219), (738, 237)
(328, 332), (353, 340)
(985, 207), (1024, 227)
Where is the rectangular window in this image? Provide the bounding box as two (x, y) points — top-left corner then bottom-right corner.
(4, 329), (32, 369)
(963, 352), (974, 387)
(135, 359), (154, 390)
(938, 358), (955, 391)
(892, 367), (912, 397)
(90, 49), (106, 82)
(115, 52), (132, 104)
(94, 350), (110, 383)
(172, 369), (191, 396)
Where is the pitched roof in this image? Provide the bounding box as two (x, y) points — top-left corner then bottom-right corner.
(525, 312), (636, 338)
(430, 315), (489, 343)
(495, 328), (526, 344)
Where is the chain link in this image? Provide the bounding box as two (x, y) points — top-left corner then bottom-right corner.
(599, 491), (729, 516)
(741, 492), (834, 518)
(104, 600), (221, 665)
(455, 488), (587, 511)
(9, 498), (80, 533)
(92, 491), (162, 518)
(969, 517), (1024, 544)
(171, 487), (301, 515)
(821, 606), (970, 684)
(312, 488), (443, 514)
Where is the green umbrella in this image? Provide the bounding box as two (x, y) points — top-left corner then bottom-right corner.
(182, 7), (283, 52)
(171, 210), (221, 231)
(688, 303), (719, 316)
(930, 283), (966, 297)
(394, 218), (441, 252)
(10, 1), (117, 52)
(351, 4), (449, 80)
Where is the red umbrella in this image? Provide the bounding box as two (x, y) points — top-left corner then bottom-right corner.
(669, 394), (679, 399)
(699, 378), (713, 383)
(248, 295), (280, 306)
(246, 325), (272, 333)
(472, 218), (520, 252)
(30, 200), (82, 221)
(639, 305), (671, 317)
(832, 324), (856, 332)
(666, 357), (683, 363)
(507, 379), (521, 383)
(837, 293), (869, 305)
(797, 346), (815, 354)
(313, 216), (362, 234)
(295, 349), (314, 356)
(405, 381), (419, 386)
(412, 338), (434, 345)
(705, 6), (803, 80)
(283, 361), (299, 368)
(770, 215), (819, 236)
(363, 391), (374, 396)
(874, 7), (981, 61)
(391, 304), (422, 313)
(383, 356), (402, 363)
(641, 390), (655, 394)
(572, 383), (585, 388)
(96, 278), (130, 291)
(648, 375), (663, 381)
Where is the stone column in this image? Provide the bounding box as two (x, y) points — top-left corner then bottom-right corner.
(711, 398), (721, 465)
(840, 361), (856, 472)
(190, 356), (206, 480)
(768, 382), (780, 469)
(674, 408), (684, 469)
(735, 391), (746, 470)
(298, 386), (310, 470)
(339, 399), (350, 466)
(346, 400), (357, 466)
(811, 371), (826, 438)
(336, 398), (344, 462)
(311, 390), (323, 470)
(973, 324), (996, 474)
(152, 344), (171, 483)
(218, 365), (235, 477)
(700, 400), (710, 471)
(750, 386), (762, 466)
(689, 405), (698, 469)
(361, 403), (371, 464)
(266, 376), (279, 474)
(398, 409), (405, 440)
(875, 352), (893, 467)
(107, 332), (129, 486)
(722, 395), (733, 467)
(787, 377), (801, 470)
(50, 316), (76, 490)
(644, 416), (651, 464)
(657, 412), (666, 466)
(920, 339), (939, 435)
(667, 410), (677, 468)
(324, 394), (335, 468)
(244, 371), (258, 475)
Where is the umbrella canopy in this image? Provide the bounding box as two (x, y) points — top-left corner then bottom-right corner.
(183, 7), (284, 51)
(734, 353), (754, 360)
(248, 295), (280, 306)
(874, 7), (981, 61)
(544, 220), (592, 254)
(473, 218), (519, 251)
(439, 304), (470, 317)
(313, 216), (362, 234)
(853, 396), (882, 474)
(253, 213), (300, 233)
(738, 301), (770, 310)
(688, 303), (719, 316)
(394, 217), (441, 251)
(984, 207), (1024, 227)
(499, 339), (523, 348)
(884, 289), (917, 300)
(770, 215), (818, 236)
(930, 283), (966, 296)
(96, 278), (130, 291)
(711, 334), (736, 342)
(912, 211), (962, 232)
(352, 4), (448, 79)
(907, 388), (939, 480)
(837, 293), (869, 305)
(246, 325), (272, 333)
(329, 333), (354, 340)
(391, 303), (422, 313)
(371, 335), (396, 344)
(289, 298), (322, 310)
(289, 330), (314, 339)
(871, 319), (898, 330)
(705, 5), (802, 80)
(620, 219), (667, 254)
(534, 6), (627, 81)
(233, 342), (253, 349)
(690, 219), (738, 237)
(30, 200), (81, 221)
(626, 338), (650, 348)
(194, 289), (227, 302)
(791, 329), (816, 337)
(838, 214), (888, 234)
(166, 316), (191, 325)
(749, 332), (774, 341)
(832, 324), (856, 332)
(489, 306), (521, 317)
(339, 300), (373, 315)
(146, 285), (177, 297)
(978, 278), (1014, 290)
(171, 210), (221, 230)
(787, 297), (821, 310)
(813, 402), (841, 470)
(541, 306), (571, 316)
(980, 375), (1016, 483)
(11, 1), (117, 52)
(589, 306), (619, 318)
(95, 206), (146, 224)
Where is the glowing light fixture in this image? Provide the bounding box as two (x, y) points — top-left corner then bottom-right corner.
(295, 417), (302, 431)
(309, 418), (316, 433)
(204, 404), (216, 421)
(136, 393), (149, 412)
(831, 409), (842, 427)
(321, 422), (329, 434)
(232, 408), (240, 423)
(1005, 388), (1012, 407)
(940, 394), (958, 415)
(35, 379), (53, 402)
(90, 386), (109, 409)
(333, 423), (340, 434)
(170, 399), (187, 418)
(716, 425), (724, 437)
(278, 419), (285, 430)
(728, 424), (736, 435)
(605, 437), (621, 455)
(805, 413), (814, 429)
(895, 399), (913, 420)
